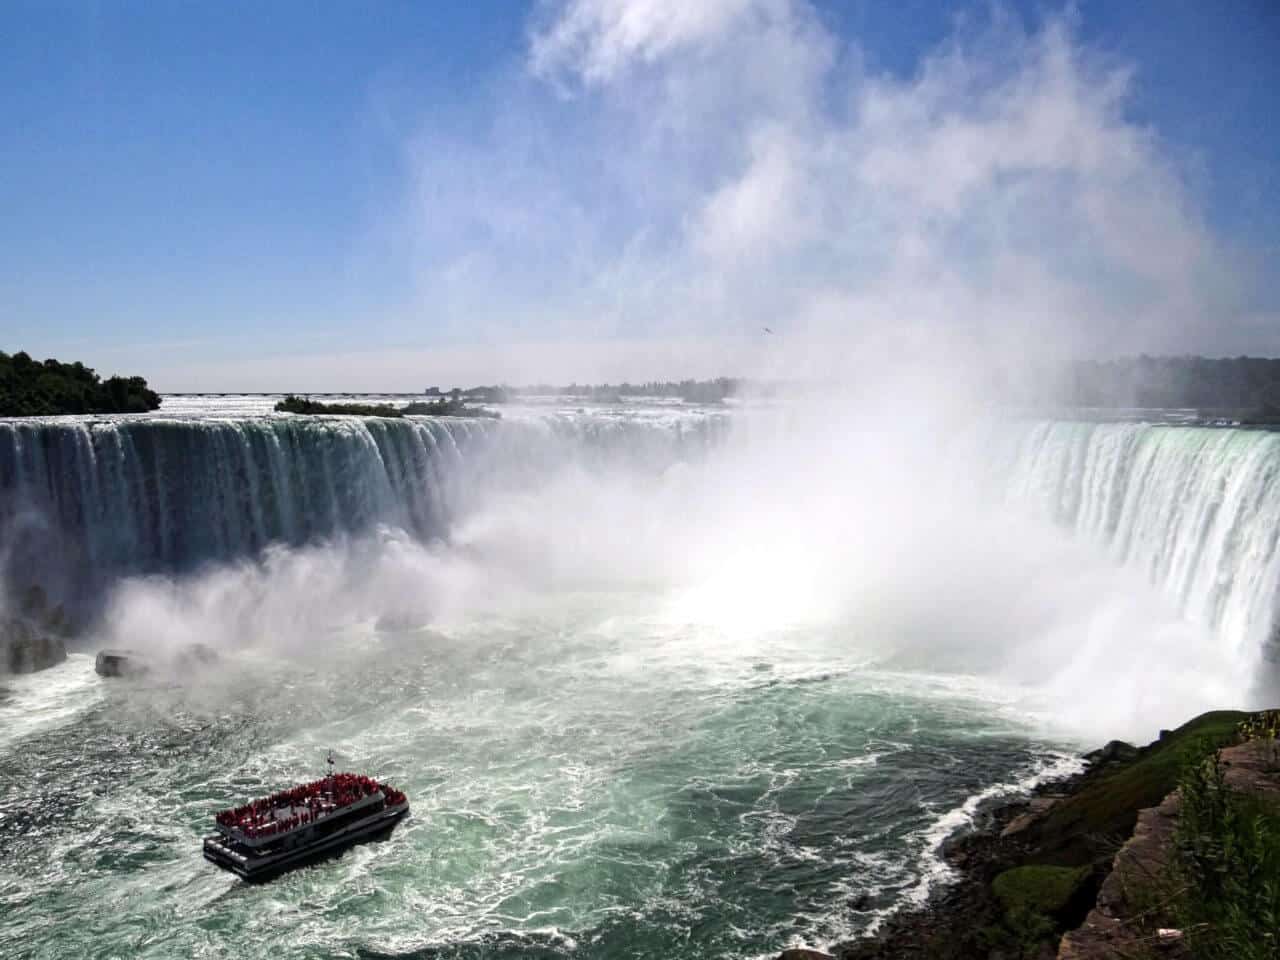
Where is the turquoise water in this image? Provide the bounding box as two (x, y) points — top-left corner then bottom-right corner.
(0, 590), (1072, 960)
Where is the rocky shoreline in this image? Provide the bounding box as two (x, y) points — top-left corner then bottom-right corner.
(830, 758), (1110, 960)
(779, 711), (1261, 960)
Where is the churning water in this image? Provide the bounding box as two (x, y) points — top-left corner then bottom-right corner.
(1, 398), (1277, 959)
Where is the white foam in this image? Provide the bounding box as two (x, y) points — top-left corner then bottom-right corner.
(0, 653), (101, 752)
(898, 751), (1085, 915)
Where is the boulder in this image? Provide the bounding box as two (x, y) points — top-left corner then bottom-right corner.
(95, 643), (219, 678)
(1, 617), (68, 673)
(778, 950), (835, 960)
(1082, 740), (1138, 765)
(95, 649), (150, 678)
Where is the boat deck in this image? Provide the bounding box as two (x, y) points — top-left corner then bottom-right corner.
(205, 773), (410, 881)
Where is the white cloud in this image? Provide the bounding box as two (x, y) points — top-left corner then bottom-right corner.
(530, 0), (772, 84)
(384, 0), (1270, 389)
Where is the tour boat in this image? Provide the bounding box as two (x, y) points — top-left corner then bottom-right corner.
(203, 768), (409, 882)
(95, 648), (147, 677)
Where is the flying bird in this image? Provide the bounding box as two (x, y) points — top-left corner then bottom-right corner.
(763, 326), (774, 335)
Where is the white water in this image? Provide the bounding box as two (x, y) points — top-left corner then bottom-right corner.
(997, 421), (1280, 675)
(0, 403), (727, 610)
(4, 401), (1280, 957)
(3, 405), (1278, 724)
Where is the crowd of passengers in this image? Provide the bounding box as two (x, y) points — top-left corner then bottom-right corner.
(215, 774), (402, 839)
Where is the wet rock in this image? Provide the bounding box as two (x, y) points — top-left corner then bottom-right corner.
(999, 811), (1036, 837)
(1, 618), (68, 673)
(1082, 740), (1138, 765)
(95, 648), (150, 678)
(1058, 791), (1186, 959)
(779, 949), (835, 960)
(1000, 796), (1062, 837)
(95, 643), (220, 678)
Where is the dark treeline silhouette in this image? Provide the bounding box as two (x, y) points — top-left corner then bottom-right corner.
(0, 351), (161, 416)
(1062, 356), (1280, 416)
(555, 377), (740, 403)
(424, 377), (742, 404)
(275, 395), (404, 417)
(275, 395), (499, 419)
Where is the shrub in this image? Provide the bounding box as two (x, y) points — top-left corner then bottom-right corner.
(1171, 746), (1280, 960)
(273, 396), (403, 418)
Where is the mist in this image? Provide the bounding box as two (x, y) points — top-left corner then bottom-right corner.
(395, 1), (1258, 387)
(80, 390), (1257, 746)
(6, 5), (1279, 957)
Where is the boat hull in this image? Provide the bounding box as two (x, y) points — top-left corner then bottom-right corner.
(203, 801), (409, 883)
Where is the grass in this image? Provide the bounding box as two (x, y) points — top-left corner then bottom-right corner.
(1169, 732), (1280, 959)
(1024, 710), (1248, 866)
(975, 866), (1093, 960)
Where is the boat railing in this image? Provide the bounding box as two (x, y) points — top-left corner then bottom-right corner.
(214, 774), (400, 848)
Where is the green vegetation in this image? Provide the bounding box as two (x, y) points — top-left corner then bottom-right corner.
(990, 354), (1280, 418)
(843, 710), (1277, 960)
(1066, 355), (1280, 412)
(1239, 708), (1280, 768)
(423, 385), (511, 404)
(274, 395), (404, 417)
(402, 398), (499, 418)
(1168, 717), (1280, 960)
(274, 395), (499, 419)
(976, 711), (1250, 959)
(1025, 710), (1249, 865)
(0, 350), (161, 416)
(992, 865), (1092, 917)
(982, 866), (1093, 959)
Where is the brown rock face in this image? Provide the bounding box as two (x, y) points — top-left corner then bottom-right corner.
(1, 617), (68, 673)
(1000, 796), (1061, 838)
(1058, 739), (1280, 960)
(1056, 792), (1185, 959)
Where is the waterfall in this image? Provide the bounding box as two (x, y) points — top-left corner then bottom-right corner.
(0, 412), (726, 614)
(6, 408), (1279, 673)
(999, 421), (1280, 665)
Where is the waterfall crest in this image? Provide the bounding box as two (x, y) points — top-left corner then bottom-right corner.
(0, 413), (723, 608)
(5, 411), (1279, 673)
(1000, 421), (1280, 664)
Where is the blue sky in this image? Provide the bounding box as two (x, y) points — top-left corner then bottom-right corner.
(2, 0), (1277, 390)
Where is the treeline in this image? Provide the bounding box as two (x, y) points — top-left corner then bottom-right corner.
(425, 377), (742, 404)
(0, 351), (161, 417)
(275, 395), (499, 419)
(555, 377), (740, 403)
(275, 395), (403, 417)
(1063, 356), (1280, 414)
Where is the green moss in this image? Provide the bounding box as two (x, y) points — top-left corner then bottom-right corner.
(1026, 710), (1249, 865)
(993, 865), (1091, 916)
